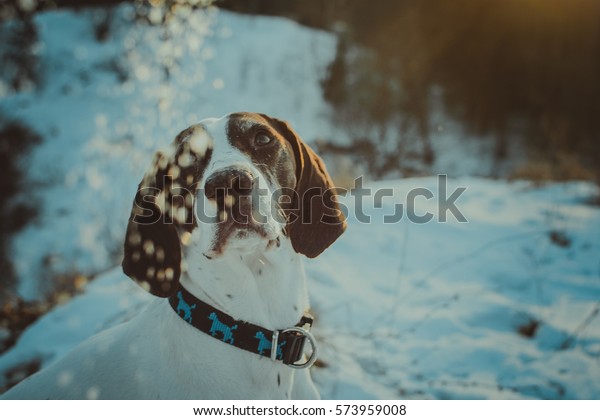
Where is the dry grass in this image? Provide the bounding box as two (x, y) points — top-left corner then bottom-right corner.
(509, 153), (597, 185)
(0, 272), (89, 355)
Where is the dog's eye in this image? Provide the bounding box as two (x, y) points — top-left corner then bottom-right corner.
(254, 132), (273, 147)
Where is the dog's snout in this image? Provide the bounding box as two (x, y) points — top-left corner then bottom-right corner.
(204, 168), (255, 200)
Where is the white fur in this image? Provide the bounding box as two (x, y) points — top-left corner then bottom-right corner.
(1, 115), (320, 400)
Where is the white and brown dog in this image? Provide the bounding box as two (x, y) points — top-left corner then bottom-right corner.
(2, 112), (346, 399)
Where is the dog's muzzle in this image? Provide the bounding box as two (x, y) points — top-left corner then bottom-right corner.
(204, 167), (258, 224)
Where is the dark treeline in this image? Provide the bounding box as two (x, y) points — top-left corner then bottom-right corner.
(223, 0), (600, 179)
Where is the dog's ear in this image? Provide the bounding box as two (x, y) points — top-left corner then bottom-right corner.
(123, 130), (210, 297)
(264, 115), (346, 258)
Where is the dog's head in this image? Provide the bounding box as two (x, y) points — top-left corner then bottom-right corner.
(122, 112), (346, 297)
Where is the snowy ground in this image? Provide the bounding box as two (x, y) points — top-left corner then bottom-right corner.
(312, 178), (600, 399)
(1, 177), (599, 399)
(1, 5), (599, 399)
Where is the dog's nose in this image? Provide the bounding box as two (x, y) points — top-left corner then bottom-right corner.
(204, 168), (255, 200)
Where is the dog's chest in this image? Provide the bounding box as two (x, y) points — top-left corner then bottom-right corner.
(182, 241), (309, 330)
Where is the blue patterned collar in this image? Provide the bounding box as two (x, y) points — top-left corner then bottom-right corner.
(168, 285), (317, 369)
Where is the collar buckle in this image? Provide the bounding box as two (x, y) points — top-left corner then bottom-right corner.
(270, 330), (280, 362)
(279, 326), (318, 369)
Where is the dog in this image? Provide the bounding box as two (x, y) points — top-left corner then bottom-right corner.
(1, 112), (346, 399)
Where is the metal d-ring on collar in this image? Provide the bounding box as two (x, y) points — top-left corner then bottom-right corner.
(279, 326), (318, 369)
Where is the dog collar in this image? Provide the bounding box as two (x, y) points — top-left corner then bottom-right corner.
(168, 285), (318, 369)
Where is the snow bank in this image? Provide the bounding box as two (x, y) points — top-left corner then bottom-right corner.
(2, 177), (599, 399)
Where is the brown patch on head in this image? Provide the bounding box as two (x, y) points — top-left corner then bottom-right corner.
(226, 112), (297, 194)
(230, 113), (346, 258)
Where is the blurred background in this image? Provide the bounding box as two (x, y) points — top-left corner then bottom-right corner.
(0, 0), (599, 398)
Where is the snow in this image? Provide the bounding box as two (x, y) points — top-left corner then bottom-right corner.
(308, 178), (600, 399)
(2, 177), (599, 399)
(1, 5), (600, 400)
